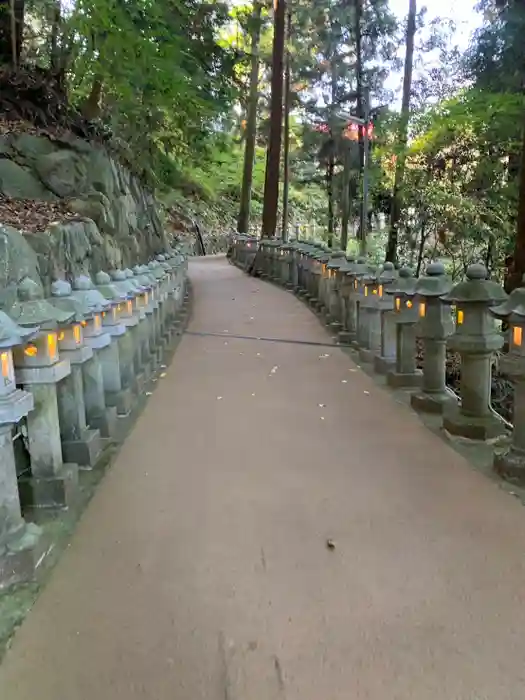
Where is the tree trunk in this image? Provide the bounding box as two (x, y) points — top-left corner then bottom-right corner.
(507, 111), (525, 292)
(0, 0), (24, 66)
(82, 74), (104, 120)
(353, 0), (364, 241)
(281, 4), (292, 241)
(49, 0), (61, 73)
(327, 156), (335, 247)
(261, 0), (286, 238)
(341, 149), (350, 249)
(237, 1), (263, 234)
(385, 0), (417, 264)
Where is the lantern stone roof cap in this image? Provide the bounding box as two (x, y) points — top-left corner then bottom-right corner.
(148, 261), (166, 280)
(50, 280), (93, 322)
(490, 278), (525, 320)
(414, 261), (453, 297)
(442, 263), (507, 304)
(11, 277), (75, 328)
(345, 258), (371, 278)
(72, 275), (94, 291)
(95, 271), (129, 301)
(110, 269), (128, 282)
(378, 261), (398, 284)
(133, 267), (156, 289)
(386, 266), (417, 296)
(0, 310), (39, 348)
(336, 255), (357, 273)
(327, 250), (347, 269)
(71, 276), (112, 312)
(110, 269), (143, 296)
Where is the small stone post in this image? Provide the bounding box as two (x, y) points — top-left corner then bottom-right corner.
(410, 262), (456, 414)
(441, 263), (507, 440)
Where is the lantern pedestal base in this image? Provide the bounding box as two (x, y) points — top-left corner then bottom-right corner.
(105, 387), (134, 417)
(89, 406), (118, 440)
(494, 446), (525, 482)
(62, 428), (103, 469)
(0, 523), (47, 590)
(374, 354), (396, 375)
(443, 407), (506, 441)
(411, 390), (456, 415)
(359, 348), (374, 364)
(328, 321), (342, 334)
(18, 463), (79, 511)
(387, 369), (422, 389)
(337, 330), (354, 345)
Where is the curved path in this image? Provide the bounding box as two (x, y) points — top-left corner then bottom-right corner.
(2, 256), (525, 699)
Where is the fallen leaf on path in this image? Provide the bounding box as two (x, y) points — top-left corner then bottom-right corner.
(363, 390), (370, 395)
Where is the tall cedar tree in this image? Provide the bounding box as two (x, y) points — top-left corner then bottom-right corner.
(261, 0), (287, 238)
(385, 0), (417, 264)
(237, 2), (263, 234)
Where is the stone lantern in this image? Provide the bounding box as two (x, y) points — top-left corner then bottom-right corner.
(242, 236), (257, 272)
(491, 280), (525, 478)
(313, 247), (331, 311)
(49, 280), (103, 467)
(358, 269), (380, 363)
(339, 257), (368, 346)
(156, 256), (177, 333)
(66, 277), (117, 440)
(164, 252), (185, 322)
(9, 278), (79, 510)
(147, 261), (168, 358)
(333, 255), (355, 343)
(385, 267), (422, 388)
(0, 311), (45, 588)
(372, 262), (398, 374)
(93, 273), (135, 417)
(278, 242), (293, 288)
(441, 263), (507, 440)
(296, 242), (315, 296)
(133, 265), (160, 370)
(325, 251), (347, 330)
(410, 262), (456, 414)
(110, 269), (148, 386)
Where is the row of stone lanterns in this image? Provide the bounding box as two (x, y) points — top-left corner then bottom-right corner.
(0, 250), (188, 590)
(230, 237), (525, 486)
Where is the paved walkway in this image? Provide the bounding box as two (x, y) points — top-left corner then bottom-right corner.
(2, 256), (525, 699)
